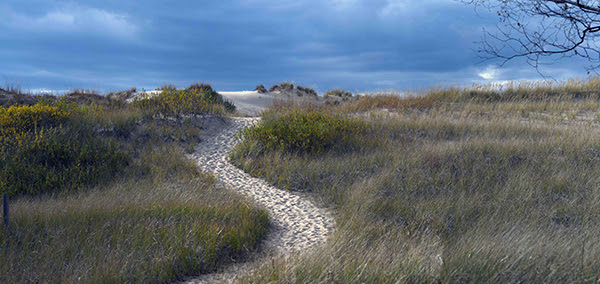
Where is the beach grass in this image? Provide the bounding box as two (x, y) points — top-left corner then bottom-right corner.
(231, 76), (600, 282)
(0, 177), (268, 283)
(0, 84), (267, 283)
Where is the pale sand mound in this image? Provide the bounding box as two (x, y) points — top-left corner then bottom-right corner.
(182, 117), (335, 283)
(219, 91), (275, 116)
(220, 91), (323, 116)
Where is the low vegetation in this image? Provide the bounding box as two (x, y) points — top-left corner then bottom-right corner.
(324, 89), (353, 101)
(134, 84), (235, 116)
(268, 82), (295, 93)
(0, 100), (128, 196)
(268, 82), (318, 97)
(1, 171), (268, 283)
(240, 108), (365, 154)
(342, 93), (433, 111)
(297, 86), (318, 97)
(254, 84), (268, 94)
(231, 76), (600, 282)
(0, 84), (267, 283)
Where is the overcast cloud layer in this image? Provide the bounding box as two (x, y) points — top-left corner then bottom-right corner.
(0, 0), (589, 93)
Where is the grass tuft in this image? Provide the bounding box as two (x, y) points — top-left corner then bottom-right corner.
(239, 108), (365, 154)
(133, 84), (235, 116)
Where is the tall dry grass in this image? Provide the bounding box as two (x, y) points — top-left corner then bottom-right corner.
(231, 80), (600, 282)
(1, 177), (268, 283)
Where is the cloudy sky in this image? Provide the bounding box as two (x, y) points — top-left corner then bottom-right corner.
(0, 0), (590, 93)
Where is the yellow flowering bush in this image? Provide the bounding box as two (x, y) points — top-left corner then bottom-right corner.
(0, 101), (129, 196)
(0, 104), (68, 133)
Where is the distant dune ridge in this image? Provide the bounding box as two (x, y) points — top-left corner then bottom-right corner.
(0, 82), (342, 116)
(0, 87), (112, 107)
(111, 83), (327, 116)
(0, 87), (39, 106)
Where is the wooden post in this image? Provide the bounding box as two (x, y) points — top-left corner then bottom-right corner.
(2, 193), (8, 229)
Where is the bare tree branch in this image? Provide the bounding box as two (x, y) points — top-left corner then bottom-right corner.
(462, 0), (600, 72)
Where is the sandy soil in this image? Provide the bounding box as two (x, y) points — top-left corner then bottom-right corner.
(219, 91), (276, 116)
(181, 117), (335, 283)
(219, 90), (326, 116)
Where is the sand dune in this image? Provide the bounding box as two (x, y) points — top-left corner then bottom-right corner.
(219, 91), (275, 116)
(125, 88), (322, 116)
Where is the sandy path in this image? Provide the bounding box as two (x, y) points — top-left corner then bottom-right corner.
(182, 117), (335, 283)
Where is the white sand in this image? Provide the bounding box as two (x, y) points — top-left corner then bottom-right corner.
(124, 90), (162, 103)
(182, 117), (335, 283)
(219, 91), (275, 116)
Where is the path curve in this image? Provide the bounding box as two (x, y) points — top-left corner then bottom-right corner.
(182, 117), (335, 283)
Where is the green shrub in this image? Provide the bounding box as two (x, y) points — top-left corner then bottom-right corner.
(134, 85), (235, 116)
(185, 83), (215, 93)
(297, 86), (318, 97)
(241, 108), (365, 154)
(0, 102), (73, 133)
(269, 82), (295, 93)
(268, 83), (317, 97)
(0, 100), (129, 197)
(324, 89), (353, 101)
(254, 84), (268, 93)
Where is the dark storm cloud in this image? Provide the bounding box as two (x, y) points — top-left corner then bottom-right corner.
(0, 0), (588, 93)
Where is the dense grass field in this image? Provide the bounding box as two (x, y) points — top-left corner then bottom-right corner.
(0, 85), (269, 283)
(231, 77), (600, 282)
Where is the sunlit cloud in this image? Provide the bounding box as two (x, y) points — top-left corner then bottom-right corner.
(0, 4), (139, 38)
(478, 65), (501, 80)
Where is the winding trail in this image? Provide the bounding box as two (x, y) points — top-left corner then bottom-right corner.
(182, 117), (335, 283)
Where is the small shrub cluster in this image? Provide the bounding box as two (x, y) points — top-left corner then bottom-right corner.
(254, 84), (267, 93)
(134, 84), (235, 116)
(0, 100), (129, 196)
(297, 86), (317, 97)
(0, 104), (70, 133)
(186, 83), (214, 93)
(241, 108), (364, 154)
(324, 89), (353, 101)
(268, 82), (318, 97)
(269, 82), (295, 92)
(1, 127), (129, 196)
